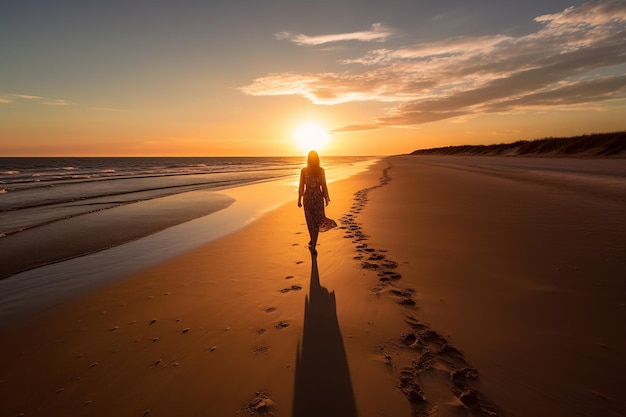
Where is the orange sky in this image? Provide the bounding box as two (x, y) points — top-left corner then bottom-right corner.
(1, 1), (625, 156)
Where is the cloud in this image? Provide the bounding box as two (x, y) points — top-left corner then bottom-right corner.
(535, 0), (626, 26)
(331, 124), (381, 134)
(240, 70), (416, 104)
(1, 93), (71, 106)
(87, 106), (124, 112)
(12, 94), (42, 100)
(42, 99), (70, 106)
(2, 93), (120, 110)
(275, 23), (395, 46)
(0, 94), (42, 104)
(243, 0), (626, 130)
(341, 35), (512, 66)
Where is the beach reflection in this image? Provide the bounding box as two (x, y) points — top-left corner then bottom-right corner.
(291, 254), (358, 417)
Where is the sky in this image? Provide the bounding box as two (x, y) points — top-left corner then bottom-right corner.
(1, 0), (625, 156)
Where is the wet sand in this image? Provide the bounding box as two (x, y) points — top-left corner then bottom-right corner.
(0, 156), (624, 417)
(0, 191), (236, 279)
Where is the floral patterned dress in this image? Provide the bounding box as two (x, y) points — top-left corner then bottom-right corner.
(300, 167), (337, 232)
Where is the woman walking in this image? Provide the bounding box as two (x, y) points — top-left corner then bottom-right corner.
(297, 151), (337, 254)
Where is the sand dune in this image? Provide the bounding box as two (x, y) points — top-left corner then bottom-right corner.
(412, 131), (626, 157)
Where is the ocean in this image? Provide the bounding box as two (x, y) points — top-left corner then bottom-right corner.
(0, 156), (367, 238)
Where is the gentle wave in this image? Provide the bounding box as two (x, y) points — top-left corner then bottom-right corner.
(0, 156), (371, 238)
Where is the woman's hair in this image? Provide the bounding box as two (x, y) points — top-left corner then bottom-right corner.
(307, 150), (321, 169)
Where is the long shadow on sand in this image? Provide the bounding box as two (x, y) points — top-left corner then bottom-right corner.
(291, 253), (358, 417)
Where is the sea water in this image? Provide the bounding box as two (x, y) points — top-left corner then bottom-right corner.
(0, 156), (367, 237)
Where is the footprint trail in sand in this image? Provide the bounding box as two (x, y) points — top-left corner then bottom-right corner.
(340, 163), (504, 417)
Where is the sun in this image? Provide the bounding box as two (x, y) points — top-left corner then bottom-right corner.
(293, 122), (329, 152)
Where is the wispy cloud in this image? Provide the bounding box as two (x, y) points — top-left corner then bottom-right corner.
(42, 99), (70, 106)
(87, 106), (125, 112)
(12, 94), (42, 100)
(1, 93), (125, 111)
(1, 93), (70, 106)
(274, 23), (395, 46)
(331, 123), (381, 134)
(1, 93), (42, 104)
(535, 0), (626, 26)
(243, 0), (626, 130)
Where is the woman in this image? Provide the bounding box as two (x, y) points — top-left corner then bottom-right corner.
(298, 150), (337, 254)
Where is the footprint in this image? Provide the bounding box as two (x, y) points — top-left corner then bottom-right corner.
(379, 270), (402, 281)
(279, 285), (302, 293)
(395, 297), (417, 306)
(245, 392), (275, 414)
(391, 314), (503, 416)
(382, 260), (399, 269)
(361, 261), (380, 270)
(252, 346), (269, 355)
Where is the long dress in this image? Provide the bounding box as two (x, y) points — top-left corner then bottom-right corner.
(300, 168), (337, 232)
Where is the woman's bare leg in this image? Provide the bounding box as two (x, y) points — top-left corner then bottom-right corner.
(309, 229), (319, 253)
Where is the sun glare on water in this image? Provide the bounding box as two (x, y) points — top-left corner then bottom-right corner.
(293, 122), (330, 152)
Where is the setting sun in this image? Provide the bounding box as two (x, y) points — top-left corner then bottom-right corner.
(293, 122), (330, 152)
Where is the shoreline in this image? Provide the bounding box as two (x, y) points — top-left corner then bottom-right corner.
(0, 156), (377, 280)
(0, 158), (377, 329)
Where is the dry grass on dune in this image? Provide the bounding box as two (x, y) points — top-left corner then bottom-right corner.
(412, 131), (626, 157)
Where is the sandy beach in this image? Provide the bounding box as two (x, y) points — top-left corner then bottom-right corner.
(1, 155), (625, 417)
